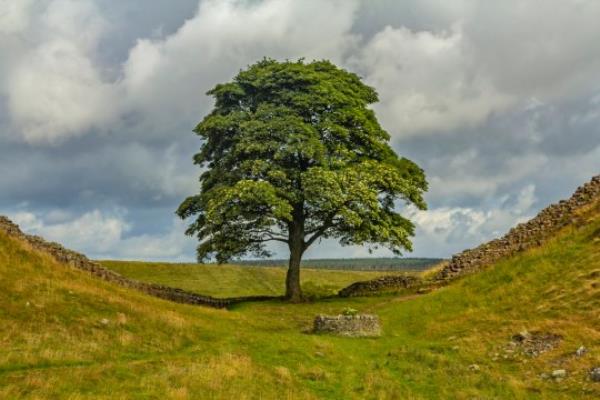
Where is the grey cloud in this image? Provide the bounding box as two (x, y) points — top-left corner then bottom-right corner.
(353, 0), (470, 38)
(462, 1), (600, 98)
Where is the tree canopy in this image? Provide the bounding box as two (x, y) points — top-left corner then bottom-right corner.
(177, 58), (427, 301)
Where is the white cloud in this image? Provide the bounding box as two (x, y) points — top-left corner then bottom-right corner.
(121, 0), (360, 136)
(8, 209), (196, 261)
(405, 185), (537, 256)
(12, 210), (128, 253)
(347, 24), (513, 137)
(109, 219), (196, 261)
(2, 0), (361, 143)
(3, 0), (119, 143)
(8, 39), (118, 143)
(5, 0), (600, 144)
(0, 0), (35, 34)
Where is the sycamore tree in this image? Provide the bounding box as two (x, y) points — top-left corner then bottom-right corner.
(177, 59), (427, 302)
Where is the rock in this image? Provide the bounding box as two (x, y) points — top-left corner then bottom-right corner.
(539, 373), (550, 380)
(338, 275), (421, 297)
(313, 314), (381, 337)
(551, 369), (567, 379)
(314, 351), (325, 358)
(512, 330), (531, 342)
(590, 367), (600, 382)
(575, 346), (588, 357)
(509, 331), (562, 357)
(468, 364), (480, 372)
(100, 318), (109, 326)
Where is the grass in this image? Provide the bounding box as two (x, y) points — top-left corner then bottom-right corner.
(0, 205), (598, 399)
(100, 260), (398, 298)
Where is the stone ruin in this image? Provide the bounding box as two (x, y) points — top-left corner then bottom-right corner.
(0, 216), (277, 309)
(313, 314), (381, 337)
(435, 174), (600, 281)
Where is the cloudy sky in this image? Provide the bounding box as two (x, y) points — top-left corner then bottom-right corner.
(1, 0), (598, 261)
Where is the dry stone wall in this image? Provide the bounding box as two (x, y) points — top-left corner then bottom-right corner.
(435, 175), (600, 281)
(313, 314), (381, 337)
(338, 274), (420, 297)
(0, 216), (278, 308)
(336, 175), (599, 296)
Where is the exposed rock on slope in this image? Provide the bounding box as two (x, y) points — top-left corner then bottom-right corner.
(0, 217), (277, 308)
(435, 175), (599, 281)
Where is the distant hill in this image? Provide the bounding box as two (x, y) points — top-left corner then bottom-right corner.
(235, 257), (444, 271)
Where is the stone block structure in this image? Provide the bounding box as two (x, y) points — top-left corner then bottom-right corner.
(313, 314), (381, 337)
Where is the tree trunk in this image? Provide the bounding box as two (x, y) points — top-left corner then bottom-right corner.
(285, 240), (303, 302)
(285, 209), (305, 302)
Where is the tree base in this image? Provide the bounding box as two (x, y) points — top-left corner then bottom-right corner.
(285, 292), (304, 303)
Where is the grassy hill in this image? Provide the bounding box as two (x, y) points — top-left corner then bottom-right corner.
(100, 260), (399, 298)
(1, 203), (598, 398)
(235, 257), (444, 271)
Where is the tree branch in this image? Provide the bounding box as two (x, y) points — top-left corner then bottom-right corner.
(249, 234), (289, 244)
(304, 220), (333, 249)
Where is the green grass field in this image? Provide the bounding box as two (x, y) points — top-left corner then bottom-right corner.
(100, 261), (399, 298)
(235, 257), (443, 271)
(0, 206), (598, 399)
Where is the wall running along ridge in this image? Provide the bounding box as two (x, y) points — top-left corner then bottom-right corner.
(435, 174), (599, 281)
(338, 175), (600, 295)
(0, 217), (279, 309)
(338, 274), (420, 297)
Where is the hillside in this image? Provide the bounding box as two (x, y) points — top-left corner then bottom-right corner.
(0, 178), (599, 398)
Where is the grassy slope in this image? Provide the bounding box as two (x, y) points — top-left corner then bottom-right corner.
(1, 208), (598, 399)
(100, 260), (397, 298)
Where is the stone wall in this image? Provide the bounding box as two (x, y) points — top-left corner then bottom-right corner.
(435, 175), (600, 281)
(0, 216), (278, 309)
(313, 314), (381, 337)
(336, 175), (599, 296)
(338, 274), (421, 297)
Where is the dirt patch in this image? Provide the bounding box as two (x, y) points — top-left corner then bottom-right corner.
(510, 331), (562, 357)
